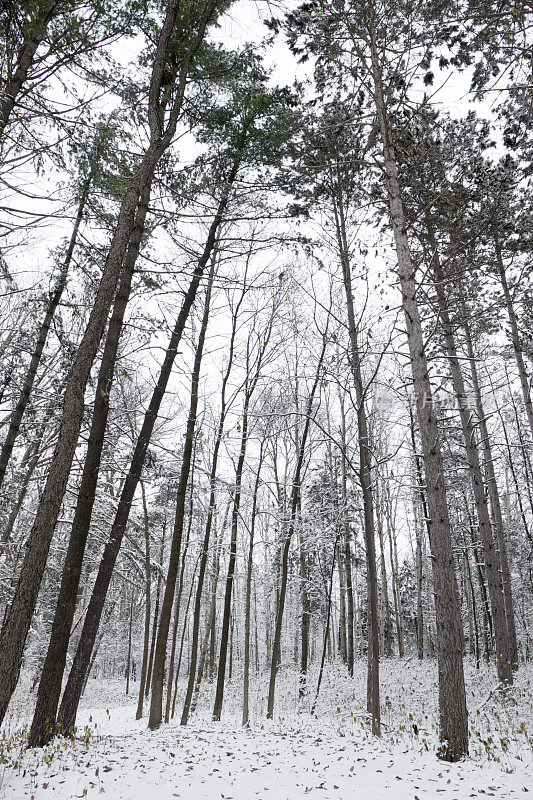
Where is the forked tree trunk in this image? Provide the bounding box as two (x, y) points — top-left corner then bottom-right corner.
(213, 312), (274, 721)
(180, 282), (246, 727)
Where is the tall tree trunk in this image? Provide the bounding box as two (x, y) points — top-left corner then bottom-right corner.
(213, 318), (273, 721)
(426, 219), (511, 684)
(170, 548), (201, 718)
(125, 584), (134, 695)
(267, 333), (328, 719)
(368, 34), (467, 759)
(136, 482), (152, 719)
(462, 309), (518, 669)
(388, 518), (404, 658)
(180, 283), (244, 726)
(190, 514), (226, 716)
(311, 535), (340, 715)
(148, 256), (216, 730)
(376, 496), (392, 658)
(0, 0), (218, 728)
(146, 525), (166, 698)
(333, 177), (380, 736)
(0, 174), (91, 494)
(409, 408), (430, 661)
(338, 389), (355, 676)
(299, 526), (310, 696)
(243, 446), (264, 727)
(165, 465), (195, 723)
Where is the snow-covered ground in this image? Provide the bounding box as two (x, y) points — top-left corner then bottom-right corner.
(1, 659), (531, 799)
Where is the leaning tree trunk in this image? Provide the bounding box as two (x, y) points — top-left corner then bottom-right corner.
(0, 0), (220, 730)
(56, 180), (231, 736)
(28, 181), (152, 747)
(165, 468), (194, 723)
(146, 526), (166, 698)
(369, 33), (467, 759)
(148, 256), (216, 730)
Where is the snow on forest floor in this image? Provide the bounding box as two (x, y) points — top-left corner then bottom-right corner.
(0, 659), (531, 799)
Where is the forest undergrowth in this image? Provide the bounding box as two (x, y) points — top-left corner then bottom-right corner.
(1, 659), (531, 800)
